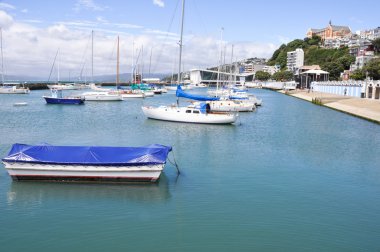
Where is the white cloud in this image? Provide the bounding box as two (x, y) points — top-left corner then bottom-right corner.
(153, 0), (165, 8)
(0, 10), (14, 29)
(21, 9), (28, 13)
(0, 12), (277, 80)
(74, 0), (108, 12)
(0, 3), (16, 10)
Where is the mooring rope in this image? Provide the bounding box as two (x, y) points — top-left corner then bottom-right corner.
(168, 149), (180, 175)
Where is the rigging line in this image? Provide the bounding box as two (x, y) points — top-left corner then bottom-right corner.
(47, 49), (59, 83)
(79, 32), (92, 81)
(150, 0), (180, 73)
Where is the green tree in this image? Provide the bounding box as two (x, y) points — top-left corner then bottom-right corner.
(350, 69), (366, 80)
(338, 55), (355, 70)
(363, 58), (380, 80)
(372, 38), (380, 54)
(322, 62), (344, 80)
(255, 71), (271, 81)
(304, 35), (321, 46)
(272, 71), (294, 81)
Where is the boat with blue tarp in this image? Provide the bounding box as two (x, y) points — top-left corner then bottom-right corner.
(2, 143), (173, 183)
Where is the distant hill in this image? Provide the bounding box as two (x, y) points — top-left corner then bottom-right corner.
(267, 36), (355, 80)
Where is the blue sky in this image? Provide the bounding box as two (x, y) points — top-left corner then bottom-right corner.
(0, 0), (379, 79)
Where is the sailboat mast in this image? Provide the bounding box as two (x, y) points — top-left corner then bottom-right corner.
(91, 30), (94, 83)
(177, 0), (185, 85)
(57, 48), (60, 83)
(230, 44), (234, 85)
(117, 36), (120, 85)
(0, 28), (4, 85)
(217, 27), (223, 92)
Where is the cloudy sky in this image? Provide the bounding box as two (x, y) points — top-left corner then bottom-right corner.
(0, 0), (379, 80)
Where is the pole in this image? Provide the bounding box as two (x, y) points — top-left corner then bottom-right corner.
(0, 28), (4, 85)
(176, 0), (185, 106)
(116, 36), (119, 85)
(217, 27), (224, 92)
(91, 30), (94, 83)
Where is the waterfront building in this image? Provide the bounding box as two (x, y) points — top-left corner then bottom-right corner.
(311, 80), (380, 100)
(306, 21), (352, 41)
(189, 69), (254, 86)
(287, 48), (304, 74)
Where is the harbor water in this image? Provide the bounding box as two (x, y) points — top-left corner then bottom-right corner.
(1, 89), (380, 251)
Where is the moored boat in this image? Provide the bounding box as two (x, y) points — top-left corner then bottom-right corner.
(43, 88), (84, 105)
(142, 103), (238, 124)
(2, 143), (173, 183)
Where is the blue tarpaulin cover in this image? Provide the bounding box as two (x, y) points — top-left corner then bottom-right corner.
(2, 143), (172, 166)
(176, 85), (219, 101)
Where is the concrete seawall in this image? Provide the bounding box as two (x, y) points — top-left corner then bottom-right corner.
(280, 90), (380, 124)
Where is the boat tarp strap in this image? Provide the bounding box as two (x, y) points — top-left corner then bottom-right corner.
(176, 85), (219, 101)
(2, 143), (172, 166)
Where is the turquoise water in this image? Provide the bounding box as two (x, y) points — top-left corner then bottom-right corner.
(1, 89), (380, 251)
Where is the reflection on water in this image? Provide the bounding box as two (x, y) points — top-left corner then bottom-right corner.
(7, 174), (171, 206)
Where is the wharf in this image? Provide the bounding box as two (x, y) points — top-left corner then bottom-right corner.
(280, 90), (380, 124)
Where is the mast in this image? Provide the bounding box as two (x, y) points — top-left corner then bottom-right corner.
(91, 30), (94, 83)
(0, 28), (4, 85)
(176, 0), (185, 106)
(177, 0), (185, 85)
(148, 47), (153, 77)
(230, 44), (234, 85)
(216, 27), (224, 92)
(57, 48), (60, 83)
(131, 41), (134, 83)
(116, 36), (119, 85)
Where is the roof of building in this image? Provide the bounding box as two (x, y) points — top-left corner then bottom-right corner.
(299, 65), (321, 70)
(309, 28), (324, 33)
(330, 25), (351, 32)
(302, 69), (329, 75)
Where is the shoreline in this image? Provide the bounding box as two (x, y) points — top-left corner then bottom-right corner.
(279, 89), (380, 124)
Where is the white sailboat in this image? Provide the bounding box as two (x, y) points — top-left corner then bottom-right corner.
(141, 0), (238, 124)
(0, 28), (30, 94)
(82, 33), (123, 101)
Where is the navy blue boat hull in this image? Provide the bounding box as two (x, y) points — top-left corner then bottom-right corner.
(44, 97), (85, 105)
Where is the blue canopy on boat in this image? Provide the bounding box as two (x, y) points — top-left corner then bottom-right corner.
(176, 85), (219, 101)
(2, 143), (172, 166)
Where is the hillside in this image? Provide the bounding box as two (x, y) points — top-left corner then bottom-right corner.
(267, 36), (355, 80)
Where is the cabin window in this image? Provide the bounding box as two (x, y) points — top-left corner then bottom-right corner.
(193, 110), (200, 114)
(186, 110), (191, 113)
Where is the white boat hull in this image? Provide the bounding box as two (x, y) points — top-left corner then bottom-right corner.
(142, 105), (237, 124)
(3, 162), (164, 182)
(208, 100), (255, 112)
(0, 87), (30, 94)
(82, 92), (123, 101)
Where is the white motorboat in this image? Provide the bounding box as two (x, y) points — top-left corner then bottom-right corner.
(0, 85), (30, 94)
(82, 91), (123, 101)
(2, 143), (173, 183)
(207, 99), (255, 112)
(142, 103), (238, 124)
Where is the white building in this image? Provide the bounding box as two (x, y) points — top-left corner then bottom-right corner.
(360, 27), (380, 40)
(262, 65), (280, 75)
(287, 48), (304, 74)
(350, 52), (376, 71)
(243, 63), (265, 73)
